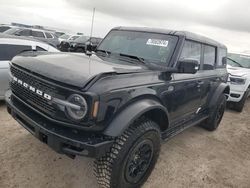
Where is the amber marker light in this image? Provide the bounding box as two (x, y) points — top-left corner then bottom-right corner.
(92, 101), (99, 118)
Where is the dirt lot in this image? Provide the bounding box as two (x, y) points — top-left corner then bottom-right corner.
(0, 100), (250, 188)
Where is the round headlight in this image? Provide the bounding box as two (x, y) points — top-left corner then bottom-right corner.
(66, 94), (88, 121)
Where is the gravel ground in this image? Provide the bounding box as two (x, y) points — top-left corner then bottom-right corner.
(0, 100), (250, 188)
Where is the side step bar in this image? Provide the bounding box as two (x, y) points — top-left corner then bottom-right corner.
(162, 115), (208, 141)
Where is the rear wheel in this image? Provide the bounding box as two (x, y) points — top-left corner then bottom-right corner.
(232, 88), (250, 112)
(94, 119), (161, 188)
(202, 94), (226, 131)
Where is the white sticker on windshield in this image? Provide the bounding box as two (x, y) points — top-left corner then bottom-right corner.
(146, 39), (169, 47)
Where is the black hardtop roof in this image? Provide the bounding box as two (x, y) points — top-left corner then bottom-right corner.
(113, 26), (227, 49)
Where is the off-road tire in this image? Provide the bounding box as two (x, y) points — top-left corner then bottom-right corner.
(202, 94), (226, 131)
(232, 88), (250, 112)
(94, 119), (161, 188)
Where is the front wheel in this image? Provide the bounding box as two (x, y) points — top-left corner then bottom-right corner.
(94, 119), (161, 188)
(201, 94), (226, 131)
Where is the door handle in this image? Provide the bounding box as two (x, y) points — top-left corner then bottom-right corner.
(197, 81), (204, 88)
(197, 81), (204, 85)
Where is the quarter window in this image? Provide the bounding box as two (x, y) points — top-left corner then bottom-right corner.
(180, 40), (201, 65)
(204, 45), (216, 70)
(32, 31), (45, 38)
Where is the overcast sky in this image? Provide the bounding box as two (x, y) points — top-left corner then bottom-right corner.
(1, 0), (250, 53)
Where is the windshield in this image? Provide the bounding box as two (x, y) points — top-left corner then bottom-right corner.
(3, 28), (20, 34)
(69, 35), (80, 41)
(74, 36), (89, 43)
(60, 34), (70, 39)
(97, 30), (178, 64)
(228, 53), (250, 68)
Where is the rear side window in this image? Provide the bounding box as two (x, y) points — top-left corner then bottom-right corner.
(17, 29), (31, 36)
(203, 45), (216, 70)
(0, 26), (10, 32)
(0, 44), (31, 61)
(217, 48), (227, 67)
(180, 40), (202, 65)
(32, 31), (45, 38)
(45, 32), (53, 39)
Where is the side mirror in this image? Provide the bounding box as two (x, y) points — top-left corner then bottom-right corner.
(85, 41), (93, 52)
(222, 57), (227, 66)
(14, 33), (20, 36)
(178, 59), (199, 74)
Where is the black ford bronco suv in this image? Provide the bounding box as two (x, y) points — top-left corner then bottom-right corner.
(6, 27), (229, 188)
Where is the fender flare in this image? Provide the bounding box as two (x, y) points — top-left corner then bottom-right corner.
(103, 99), (169, 137)
(209, 83), (230, 109)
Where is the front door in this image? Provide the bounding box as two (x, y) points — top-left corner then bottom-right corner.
(166, 40), (203, 125)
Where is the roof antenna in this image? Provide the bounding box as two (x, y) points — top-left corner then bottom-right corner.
(86, 7), (96, 56)
(90, 8), (95, 38)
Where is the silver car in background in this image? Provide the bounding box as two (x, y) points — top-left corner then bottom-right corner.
(4, 28), (60, 47)
(0, 34), (59, 100)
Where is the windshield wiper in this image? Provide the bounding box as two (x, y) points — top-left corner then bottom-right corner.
(228, 58), (243, 67)
(95, 49), (111, 56)
(119, 53), (146, 65)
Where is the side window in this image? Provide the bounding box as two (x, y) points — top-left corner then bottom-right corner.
(203, 45), (216, 70)
(0, 44), (32, 61)
(217, 48), (227, 67)
(45, 32), (53, 39)
(17, 29), (31, 36)
(180, 40), (202, 65)
(32, 31), (45, 38)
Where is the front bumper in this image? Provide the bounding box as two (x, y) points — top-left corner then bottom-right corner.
(227, 82), (246, 102)
(6, 90), (113, 158)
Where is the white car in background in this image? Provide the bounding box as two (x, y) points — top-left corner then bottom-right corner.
(227, 53), (250, 112)
(0, 34), (59, 100)
(58, 34), (81, 43)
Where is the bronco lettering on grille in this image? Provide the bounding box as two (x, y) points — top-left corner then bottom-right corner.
(13, 76), (52, 101)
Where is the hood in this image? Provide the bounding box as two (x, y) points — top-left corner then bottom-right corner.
(11, 52), (145, 88)
(227, 65), (250, 77)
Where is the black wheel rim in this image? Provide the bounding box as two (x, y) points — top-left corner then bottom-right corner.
(216, 102), (225, 126)
(125, 139), (154, 184)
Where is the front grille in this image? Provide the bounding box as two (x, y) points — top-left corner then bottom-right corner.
(10, 65), (58, 117)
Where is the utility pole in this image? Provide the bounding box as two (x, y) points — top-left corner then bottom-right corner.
(90, 8), (95, 38)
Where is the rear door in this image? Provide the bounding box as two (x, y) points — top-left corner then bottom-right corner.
(200, 45), (227, 109)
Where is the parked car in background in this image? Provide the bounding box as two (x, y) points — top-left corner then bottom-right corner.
(0, 34), (59, 100)
(59, 35), (89, 52)
(227, 53), (250, 112)
(55, 31), (65, 37)
(69, 37), (102, 52)
(4, 28), (60, 47)
(58, 34), (81, 43)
